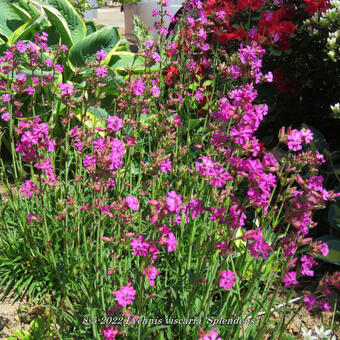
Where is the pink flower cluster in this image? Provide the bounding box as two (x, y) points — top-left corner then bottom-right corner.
(15, 117), (55, 162)
(112, 283), (136, 307)
(280, 127), (314, 151)
(80, 136), (125, 179)
(243, 228), (273, 259)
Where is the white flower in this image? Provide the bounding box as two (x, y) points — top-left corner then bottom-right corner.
(301, 327), (318, 340)
(314, 325), (333, 339)
(327, 37), (336, 48)
(331, 102), (340, 115)
(330, 0), (339, 8)
(328, 50), (336, 60)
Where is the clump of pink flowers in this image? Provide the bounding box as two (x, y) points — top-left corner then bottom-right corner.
(112, 283), (136, 307)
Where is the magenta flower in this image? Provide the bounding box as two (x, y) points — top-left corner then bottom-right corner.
(301, 128), (313, 144)
(287, 129), (303, 151)
(96, 49), (107, 61)
(83, 155), (97, 169)
(93, 138), (106, 151)
(103, 326), (121, 340)
(186, 16), (195, 28)
(96, 65), (108, 78)
(16, 73), (27, 82)
(109, 139), (125, 169)
(311, 240), (329, 257)
(318, 297), (331, 312)
(160, 158), (172, 173)
(198, 28), (207, 41)
(142, 265), (161, 286)
(284, 272), (299, 288)
(199, 328), (222, 340)
(60, 44), (68, 52)
(304, 294), (317, 311)
(215, 9), (226, 19)
(25, 86), (35, 96)
(243, 228), (272, 259)
(209, 167), (233, 187)
(44, 58), (53, 67)
(151, 52), (161, 62)
(166, 232), (177, 252)
(320, 242), (329, 256)
(151, 86), (161, 98)
(133, 79), (145, 96)
(112, 284), (136, 307)
(21, 131), (38, 145)
(2, 93), (10, 102)
(144, 40), (154, 48)
(194, 90), (204, 101)
(300, 255), (318, 277)
(131, 234), (149, 256)
(20, 180), (39, 198)
(58, 83), (74, 96)
(16, 41), (27, 53)
(219, 270), (237, 290)
(159, 26), (168, 37)
(230, 124), (253, 145)
(1, 112), (10, 121)
(195, 156), (215, 177)
(55, 64), (64, 72)
(3, 51), (13, 61)
(173, 115), (182, 127)
(152, 9), (159, 17)
(166, 190), (182, 213)
(126, 195), (139, 210)
(107, 115), (123, 132)
(188, 198), (202, 218)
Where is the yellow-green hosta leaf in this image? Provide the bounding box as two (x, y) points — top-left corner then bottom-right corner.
(10, 4), (31, 22)
(34, 2), (73, 46)
(234, 227), (246, 249)
(69, 27), (120, 67)
(8, 15), (49, 45)
(107, 52), (160, 72)
(0, 0), (29, 40)
(47, 0), (86, 44)
(74, 106), (109, 136)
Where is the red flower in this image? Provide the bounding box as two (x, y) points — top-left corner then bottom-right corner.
(216, 27), (246, 45)
(304, 0), (329, 16)
(165, 64), (178, 87)
(257, 9), (296, 51)
(272, 69), (297, 94)
(236, 0), (263, 11)
(204, 0), (235, 16)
